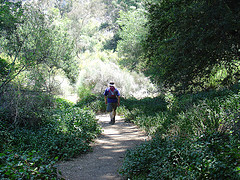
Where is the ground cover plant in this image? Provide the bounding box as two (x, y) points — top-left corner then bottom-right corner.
(119, 85), (240, 179)
(121, 85), (240, 136)
(65, 86), (240, 179)
(0, 96), (102, 179)
(120, 133), (239, 179)
(75, 94), (106, 113)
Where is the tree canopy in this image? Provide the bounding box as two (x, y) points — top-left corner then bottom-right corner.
(0, 1), (78, 93)
(117, 5), (148, 71)
(143, 0), (240, 92)
(1, 0), (239, 94)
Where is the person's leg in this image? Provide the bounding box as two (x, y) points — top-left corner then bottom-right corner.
(112, 109), (116, 124)
(107, 103), (118, 124)
(110, 111), (113, 123)
(107, 103), (114, 124)
(111, 103), (118, 124)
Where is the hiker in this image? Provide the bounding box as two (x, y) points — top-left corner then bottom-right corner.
(104, 82), (120, 125)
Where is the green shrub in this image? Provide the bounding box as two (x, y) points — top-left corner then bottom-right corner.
(170, 86), (240, 113)
(77, 84), (94, 100)
(75, 94), (106, 113)
(0, 151), (58, 179)
(1, 105), (102, 179)
(121, 96), (167, 121)
(8, 107), (102, 160)
(76, 57), (157, 99)
(0, 86), (53, 127)
(116, 105), (129, 116)
(120, 133), (240, 179)
(120, 87), (240, 179)
(169, 92), (240, 137)
(122, 88), (240, 137)
(0, 57), (9, 79)
(52, 97), (74, 109)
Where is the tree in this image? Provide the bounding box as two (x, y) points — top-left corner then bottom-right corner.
(0, 2), (78, 126)
(102, 0), (143, 51)
(144, 0), (240, 92)
(66, 0), (105, 55)
(117, 5), (148, 71)
(0, 3), (78, 93)
(55, 0), (73, 17)
(0, 0), (24, 91)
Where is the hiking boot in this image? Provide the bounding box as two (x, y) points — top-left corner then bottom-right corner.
(112, 117), (115, 125)
(109, 117), (115, 125)
(109, 119), (113, 124)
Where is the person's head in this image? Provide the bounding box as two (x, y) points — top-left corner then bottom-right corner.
(109, 81), (115, 87)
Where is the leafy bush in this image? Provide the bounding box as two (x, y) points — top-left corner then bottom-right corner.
(120, 133), (240, 179)
(0, 86), (53, 127)
(170, 86), (240, 113)
(0, 57), (9, 79)
(121, 96), (167, 121)
(165, 91), (240, 137)
(76, 57), (157, 99)
(75, 94), (106, 113)
(121, 87), (240, 137)
(115, 105), (130, 116)
(52, 97), (74, 109)
(74, 94), (167, 118)
(120, 86), (240, 179)
(1, 98), (102, 179)
(8, 107), (101, 160)
(0, 151), (58, 179)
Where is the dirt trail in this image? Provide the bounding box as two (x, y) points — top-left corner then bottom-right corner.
(57, 114), (149, 180)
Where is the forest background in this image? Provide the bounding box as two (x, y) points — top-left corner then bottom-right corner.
(0, 0), (239, 179)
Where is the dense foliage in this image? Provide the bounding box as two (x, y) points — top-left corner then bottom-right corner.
(119, 86), (240, 179)
(123, 86), (240, 137)
(75, 94), (106, 113)
(76, 54), (157, 99)
(70, 85), (240, 179)
(0, 1), (78, 93)
(1, 0), (240, 179)
(0, 98), (101, 179)
(144, 0), (240, 92)
(0, 0), (79, 124)
(117, 4), (148, 71)
(0, 0), (23, 37)
(120, 133), (239, 179)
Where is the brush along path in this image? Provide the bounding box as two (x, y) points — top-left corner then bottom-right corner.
(57, 114), (149, 180)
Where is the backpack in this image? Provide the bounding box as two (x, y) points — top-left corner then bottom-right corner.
(108, 87), (117, 99)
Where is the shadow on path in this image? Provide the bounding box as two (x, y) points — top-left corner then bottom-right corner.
(57, 114), (149, 180)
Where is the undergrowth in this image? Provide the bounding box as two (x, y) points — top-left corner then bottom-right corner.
(0, 97), (101, 179)
(75, 94), (106, 113)
(118, 85), (240, 179)
(120, 133), (239, 179)
(70, 85), (240, 179)
(2, 84), (239, 179)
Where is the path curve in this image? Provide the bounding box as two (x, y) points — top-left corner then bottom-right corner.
(57, 114), (149, 180)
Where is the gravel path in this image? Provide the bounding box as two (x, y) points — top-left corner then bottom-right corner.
(57, 114), (149, 180)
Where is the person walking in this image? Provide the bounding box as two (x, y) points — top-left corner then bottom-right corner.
(104, 82), (120, 125)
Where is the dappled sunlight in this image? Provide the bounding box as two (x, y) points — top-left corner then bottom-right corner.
(57, 114), (149, 180)
(111, 149), (126, 153)
(98, 156), (113, 160)
(93, 115), (148, 154)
